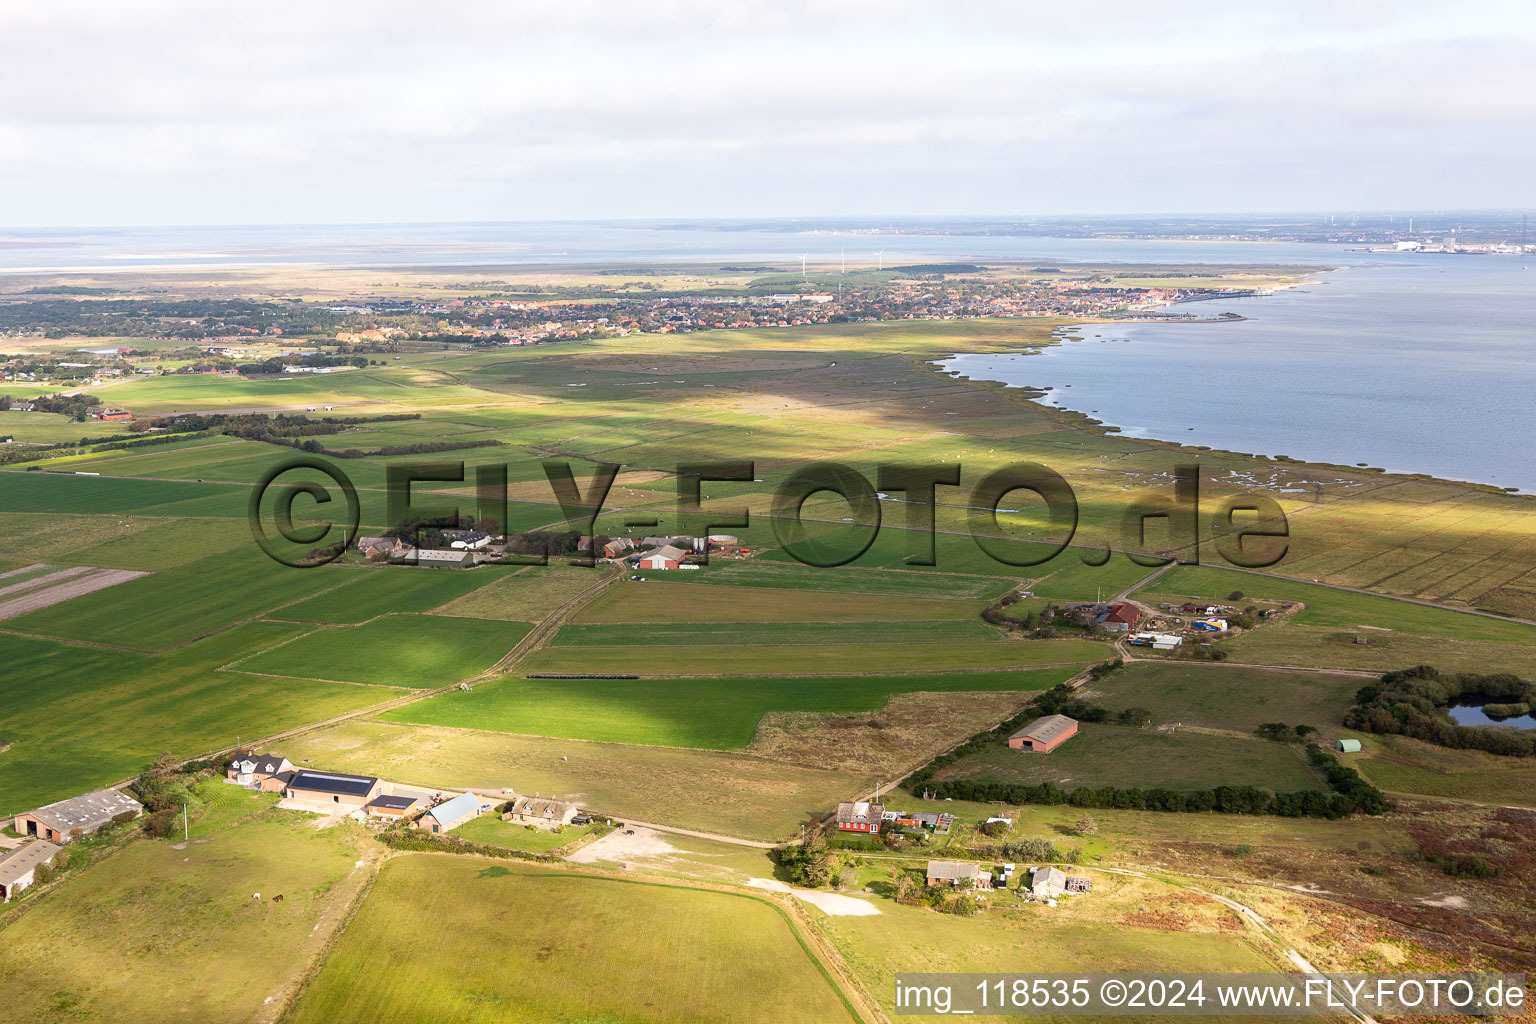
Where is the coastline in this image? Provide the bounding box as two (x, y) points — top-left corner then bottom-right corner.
(931, 269), (1533, 497)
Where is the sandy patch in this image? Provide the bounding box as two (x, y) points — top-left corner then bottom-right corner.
(747, 877), (881, 916)
(567, 825), (679, 864)
(1416, 893), (1469, 909)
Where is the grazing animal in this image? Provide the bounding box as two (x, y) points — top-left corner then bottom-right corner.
(272, 894), (285, 903)
(252, 893), (261, 900)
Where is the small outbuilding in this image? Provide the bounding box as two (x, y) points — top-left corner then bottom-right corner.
(419, 791), (483, 833)
(926, 860), (991, 889)
(1007, 714), (1078, 754)
(366, 794), (423, 819)
(1334, 739), (1363, 753)
(1030, 866), (1070, 898)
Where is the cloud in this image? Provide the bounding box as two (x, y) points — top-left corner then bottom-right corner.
(0, 0), (1532, 223)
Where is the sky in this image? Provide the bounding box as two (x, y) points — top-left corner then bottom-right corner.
(1, 0), (1533, 225)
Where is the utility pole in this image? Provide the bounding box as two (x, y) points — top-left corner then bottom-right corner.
(183, 803), (189, 842)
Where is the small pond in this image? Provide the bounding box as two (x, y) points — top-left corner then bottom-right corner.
(1447, 704), (1536, 730)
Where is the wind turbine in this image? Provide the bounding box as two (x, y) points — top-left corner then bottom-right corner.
(875, 249), (885, 271)
(800, 253), (808, 281)
(840, 249), (845, 274)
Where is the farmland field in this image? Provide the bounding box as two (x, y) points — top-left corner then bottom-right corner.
(5, 545), (354, 649)
(286, 856), (857, 1024)
(550, 618), (1000, 647)
(934, 723), (1326, 792)
(0, 622), (399, 811)
(518, 638), (1105, 677)
(574, 580), (987, 623)
(233, 613), (528, 687)
(273, 565), (509, 623)
(384, 667), (1076, 748)
(0, 813), (367, 1024)
(1081, 662), (1364, 738)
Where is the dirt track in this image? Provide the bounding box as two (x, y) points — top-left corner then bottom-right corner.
(0, 567), (147, 621)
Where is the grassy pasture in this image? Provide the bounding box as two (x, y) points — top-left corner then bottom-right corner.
(934, 723), (1325, 792)
(574, 580), (987, 623)
(287, 857), (857, 1024)
(272, 565), (509, 623)
(0, 622), (397, 811)
(382, 667), (1076, 749)
(0, 813), (365, 1024)
(279, 720), (866, 840)
(1349, 732), (1536, 807)
(1081, 662), (1363, 737)
(518, 638), (1105, 677)
(6, 546), (353, 649)
(550, 619), (1000, 647)
(451, 814), (598, 853)
(66, 515), (252, 568)
(234, 613), (528, 688)
(432, 564), (603, 620)
(630, 557), (1016, 600)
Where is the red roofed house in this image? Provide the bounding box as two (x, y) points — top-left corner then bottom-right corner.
(835, 800), (883, 833)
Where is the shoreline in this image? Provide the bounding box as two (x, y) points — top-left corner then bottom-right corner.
(932, 271), (1532, 497)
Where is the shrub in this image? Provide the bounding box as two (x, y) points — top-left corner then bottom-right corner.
(1073, 814), (1099, 835)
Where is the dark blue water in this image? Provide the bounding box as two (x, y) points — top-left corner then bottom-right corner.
(1448, 704), (1536, 730)
(941, 256), (1536, 490)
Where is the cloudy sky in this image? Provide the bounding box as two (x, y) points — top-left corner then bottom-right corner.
(1, 0), (1533, 224)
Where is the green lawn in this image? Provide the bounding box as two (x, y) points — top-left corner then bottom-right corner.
(452, 814), (597, 853)
(383, 667), (1078, 749)
(234, 614), (528, 688)
(0, 622), (399, 812)
(935, 722), (1325, 792)
(286, 856), (858, 1024)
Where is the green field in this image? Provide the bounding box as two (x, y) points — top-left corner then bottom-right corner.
(1082, 662), (1363, 737)
(551, 619), (1000, 647)
(574, 581), (987, 623)
(0, 812), (365, 1024)
(287, 856), (858, 1024)
(519, 638), (1105, 677)
(0, 622), (398, 811)
(384, 667), (1077, 748)
(274, 565), (510, 623)
(6, 545), (353, 649)
(935, 722), (1326, 792)
(234, 614), (528, 688)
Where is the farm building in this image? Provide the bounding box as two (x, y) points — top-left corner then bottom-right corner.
(1128, 631), (1183, 650)
(1007, 714), (1078, 753)
(505, 795), (579, 829)
(835, 800), (884, 833)
(636, 554), (679, 571)
(925, 860), (991, 889)
(400, 548), (473, 568)
(602, 538), (635, 557)
(0, 840), (60, 902)
(443, 530), (492, 551)
(1031, 866), (1070, 898)
(357, 535), (406, 559)
(91, 408), (133, 421)
(282, 770), (383, 812)
(418, 791), (484, 833)
(1335, 739), (1363, 753)
(366, 794), (422, 819)
(14, 788), (142, 843)
(225, 752), (293, 787)
(1102, 603), (1142, 632)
